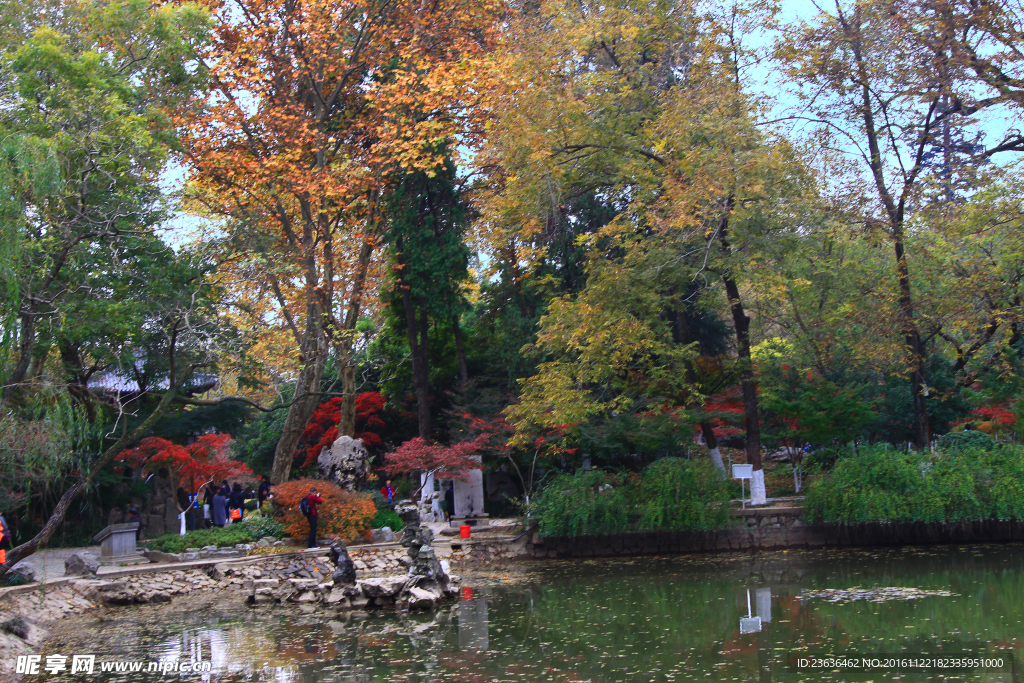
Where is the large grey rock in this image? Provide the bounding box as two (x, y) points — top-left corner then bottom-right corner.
(407, 586), (441, 610)
(358, 577), (407, 599)
(317, 436), (369, 492)
(64, 553), (99, 578)
(10, 561), (36, 582)
(372, 527), (396, 544)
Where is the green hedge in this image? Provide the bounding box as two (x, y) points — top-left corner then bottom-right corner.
(804, 443), (1024, 523)
(145, 516), (284, 553)
(531, 458), (730, 537)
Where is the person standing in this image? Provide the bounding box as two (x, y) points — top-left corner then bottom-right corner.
(256, 475), (272, 509)
(381, 480), (394, 505)
(212, 487), (228, 527)
(127, 507), (143, 542)
(229, 483), (246, 521)
(445, 484), (456, 522)
(302, 487), (323, 549)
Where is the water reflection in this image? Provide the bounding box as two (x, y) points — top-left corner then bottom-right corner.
(35, 543), (1024, 682)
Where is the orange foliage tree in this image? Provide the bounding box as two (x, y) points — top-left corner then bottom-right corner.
(271, 478), (376, 542)
(178, 0), (502, 485)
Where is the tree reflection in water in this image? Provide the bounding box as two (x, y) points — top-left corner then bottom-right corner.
(36, 544), (1024, 682)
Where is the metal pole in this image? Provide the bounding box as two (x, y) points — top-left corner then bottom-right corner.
(741, 478), (746, 510)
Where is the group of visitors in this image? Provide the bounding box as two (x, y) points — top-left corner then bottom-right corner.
(199, 474), (274, 528)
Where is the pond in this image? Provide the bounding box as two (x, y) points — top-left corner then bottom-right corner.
(38, 544), (1024, 682)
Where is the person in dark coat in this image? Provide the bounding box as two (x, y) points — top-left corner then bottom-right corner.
(202, 482), (217, 528)
(445, 484), (456, 522)
(127, 507), (143, 541)
(229, 483), (246, 520)
(256, 475), (272, 508)
(212, 489), (228, 527)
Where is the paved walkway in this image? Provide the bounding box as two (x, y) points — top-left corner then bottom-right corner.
(14, 546), (133, 583)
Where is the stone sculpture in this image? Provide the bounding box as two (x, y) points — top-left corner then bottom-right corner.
(317, 436), (369, 491)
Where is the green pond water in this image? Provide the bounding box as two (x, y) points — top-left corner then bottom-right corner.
(39, 544), (1024, 682)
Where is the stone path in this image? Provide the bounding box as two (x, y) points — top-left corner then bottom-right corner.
(14, 546), (125, 583)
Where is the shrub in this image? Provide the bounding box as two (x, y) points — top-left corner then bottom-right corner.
(531, 470), (630, 537)
(146, 526), (257, 553)
(272, 478), (376, 542)
(237, 515), (284, 540)
(804, 443), (1024, 523)
(371, 507), (405, 531)
(634, 458), (730, 531)
(934, 430), (995, 453)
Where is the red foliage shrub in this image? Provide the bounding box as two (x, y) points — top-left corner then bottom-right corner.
(295, 392), (387, 467)
(116, 434), (252, 492)
(271, 477), (376, 541)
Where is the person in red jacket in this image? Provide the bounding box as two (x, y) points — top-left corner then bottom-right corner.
(303, 487), (324, 549)
(381, 480), (394, 504)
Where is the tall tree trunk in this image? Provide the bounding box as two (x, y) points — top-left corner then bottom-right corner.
(399, 274), (432, 441)
(699, 422), (726, 476)
(453, 316), (469, 387)
(718, 207), (765, 504)
(894, 236), (931, 448)
(416, 307), (432, 439)
(3, 312), (35, 403)
(337, 240), (375, 438)
(270, 323), (327, 484)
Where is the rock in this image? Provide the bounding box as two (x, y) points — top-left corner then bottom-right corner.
(182, 552), (200, 561)
(253, 578), (280, 589)
(372, 527), (396, 544)
(407, 586), (440, 610)
(358, 577), (407, 599)
(252, 588), (274, 604)
(272, 541), (286, 547)
(260, 536), (276, 544)
(317, 436), (369, 492)
(64, 553), (100, 578)
(325, 587), (347, 604)
(11, 561), (36, 582)
(148, 591), (172, 604)
(330, 542), (357, 586)
(255, 539), (270, 548)
(349, 595), (370, 610)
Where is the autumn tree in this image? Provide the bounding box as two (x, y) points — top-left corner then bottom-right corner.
(479, 0), (802, 503)
(775, 0), (1024, 448)
(180, 0), (501, 484)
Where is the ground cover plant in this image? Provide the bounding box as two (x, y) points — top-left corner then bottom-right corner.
(803, 443), (1024, 523)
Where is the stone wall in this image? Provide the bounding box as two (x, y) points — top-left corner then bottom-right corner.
(525, 508), (1024, 558)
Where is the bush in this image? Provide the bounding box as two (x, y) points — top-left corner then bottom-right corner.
(146, 526), (257, 554)
(634, 458), (730, 531)
(531, 470), (630, 537)
(804, 443), (1024, 523)
(934, 429), (995, 453)
(371, 507), (405, 531)
(272, 478), (376, 542)
(237, 515), (284, 540)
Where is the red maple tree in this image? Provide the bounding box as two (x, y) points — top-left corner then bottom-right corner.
(296, 392), (387, 468)
(383, 434), (491, 481)
(115, 434), (253, 493)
